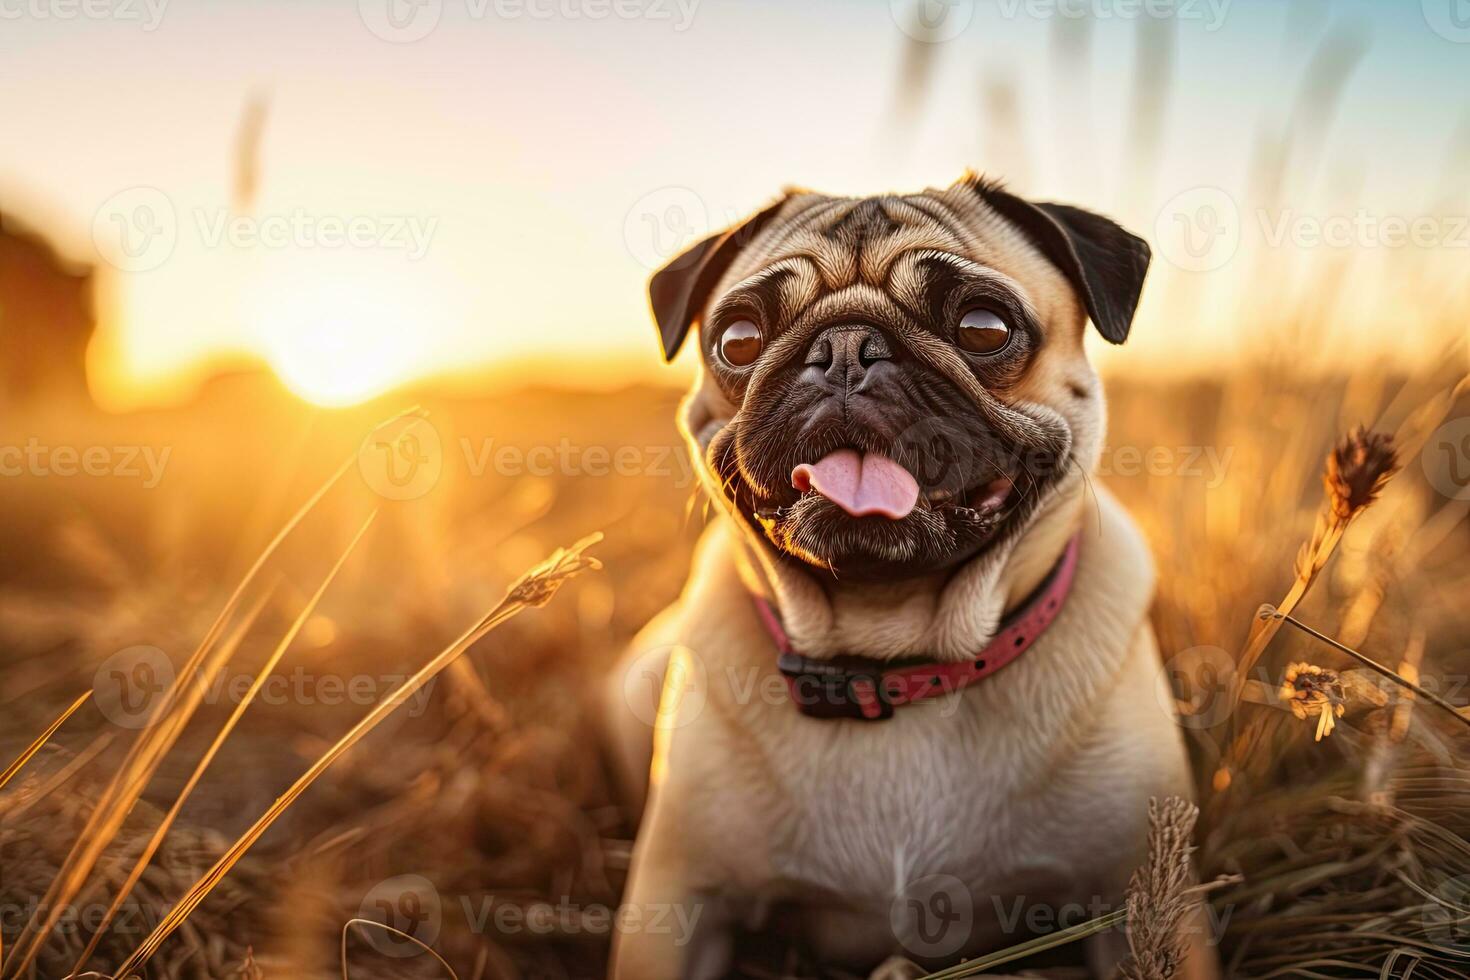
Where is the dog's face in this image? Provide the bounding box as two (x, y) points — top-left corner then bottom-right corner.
(650, 176), (1150, 580)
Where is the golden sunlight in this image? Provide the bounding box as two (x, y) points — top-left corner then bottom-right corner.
(247, 276), (432, 408)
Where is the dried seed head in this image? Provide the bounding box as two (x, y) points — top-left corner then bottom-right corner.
(1280, 662), (1347, 739)
(1324, 426), (1399, 522)
(1120, 797), (1199, 980)
(505, 533), (603, 608)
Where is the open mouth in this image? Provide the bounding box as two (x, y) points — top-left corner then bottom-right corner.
(788, 447), (1019, 522)
(780, 448), (1018, 523)
(709, 396), (1067, 575)
(734, 444), (1032, 574)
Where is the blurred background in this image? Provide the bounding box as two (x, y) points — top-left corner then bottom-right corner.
(1, 1), (1469, 978)
(1, 0), (1466, 409)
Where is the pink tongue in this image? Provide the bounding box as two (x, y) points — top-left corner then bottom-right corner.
(791, 449), (920, 519)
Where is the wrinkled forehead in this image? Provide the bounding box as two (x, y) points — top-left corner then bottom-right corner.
(716, 186), (1079, 328)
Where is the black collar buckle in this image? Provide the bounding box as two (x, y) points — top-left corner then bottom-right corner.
(777, 651), (894, 721)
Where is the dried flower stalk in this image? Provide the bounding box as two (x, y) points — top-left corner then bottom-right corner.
(1120, 797), (1200, 980)
(1214, 426), (1400, 792)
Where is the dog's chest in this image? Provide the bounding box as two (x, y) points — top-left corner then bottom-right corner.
(742, 693), (1116, 905)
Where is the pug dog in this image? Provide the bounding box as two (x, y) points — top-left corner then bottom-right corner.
(603, 176), (1212, 980)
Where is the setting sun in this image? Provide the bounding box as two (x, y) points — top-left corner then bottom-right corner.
(248, 275), (434, 408)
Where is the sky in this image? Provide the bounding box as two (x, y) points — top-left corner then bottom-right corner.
(1, 0), (1467, 408)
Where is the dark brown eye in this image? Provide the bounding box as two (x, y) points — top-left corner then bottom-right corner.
(718, 319), (762, 367)
(956, 308), (1012, 355)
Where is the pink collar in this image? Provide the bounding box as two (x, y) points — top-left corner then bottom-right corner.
(754, 535), (1081, 721)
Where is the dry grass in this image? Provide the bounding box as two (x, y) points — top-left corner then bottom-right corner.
(1120, 799), (1200, 980)
(5, 5), (1469, 972)
(0, 358), (1466, 979)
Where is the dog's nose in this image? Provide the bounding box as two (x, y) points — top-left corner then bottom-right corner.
(804, 324), (893, 388)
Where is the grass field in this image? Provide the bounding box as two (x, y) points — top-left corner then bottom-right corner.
(1, 354), (1468, 978)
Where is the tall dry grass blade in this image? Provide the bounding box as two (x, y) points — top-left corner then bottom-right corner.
(1246, 23), (1368, 210)
(231, 89), (269, 214)
(1121, 14), (1175, 216)
(3, 591), (271, 979)
(1361, 627), (1427, 803)
(918, 877), (1239, 980)
(1120, 797), (1199, 980)
(0, 732), (114, 822)
(111, 533), (602, 977)
(188, 402), (417, 664)
(5, 409), (411, 977)
(68, 513), (378, 977)
(918, 909), (1129, 979)
(1389, 627), (1427, 744)
(0, 690), (89, 791)
(1048, 11), (1094, 198)
(886, 3), (940, 139)
(979, 77), (1032, 188)
(1229, 427), (1400, 705)
(1265, 609), (1470, 733)
(339, 919), (458, 980)
(1390, 374), (1470, 461)
(1281, 25), (1369, 189)
(1211, 413), (1446, 792)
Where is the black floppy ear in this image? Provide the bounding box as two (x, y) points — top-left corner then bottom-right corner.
(648, 197), (787, 362)
(972, 183), (1150, 344)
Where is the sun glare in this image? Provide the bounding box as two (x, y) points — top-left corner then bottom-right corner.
(249, 278), (431, 408)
